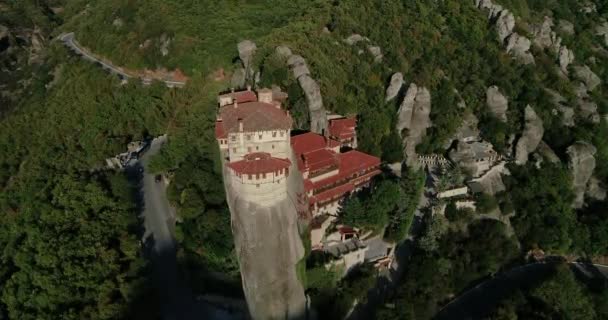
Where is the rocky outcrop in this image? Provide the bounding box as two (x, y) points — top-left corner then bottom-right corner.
(506, 33), (535, 64)
(231, 68), (246, 88)
(344, 34), (368, 45)
(367, 45), (383, 62)
(486, 86), (509, 122)
(574, 65), (601, 91)
(545, 88), (575, 126)
(515, 105), (544, 165)
(469, 161), (509, 195)
(276, 46), (327, 134)
(587, 177), (606, 201)
(344, 34), (383, 62)
(558, 20), (575, 36)
(237, 40), (257, 68)
(532, 16), (558, 50)
(597, 21), (608, 47)
(567, 141), (597, 209)
(385, 72), (404, 102)
(575, 83), (601, 123)
(396, 83), (432, 167)
(558, 46), (575, 74)
(159, 33), (171, 57)
(496, 10), (515, 42)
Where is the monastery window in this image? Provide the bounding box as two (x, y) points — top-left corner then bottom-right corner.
(256, 146), (259, 151)
(259, 134), (263, 140)
(246, 135), (251, 141)
(263, 173), (267, 179)
(231, 135), (236, 142)
(272, 131), (277, 137)
(256, 174), (260, 180)
(248, 175), (252, 180)
(280, 131), (284, 137)
(271, 144), (275, 149)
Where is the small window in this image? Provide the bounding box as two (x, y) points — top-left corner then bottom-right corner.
(272, 145), (275, 149)
(272, 131), (277, 137)
(246, 135), (251, 141)
(256, 146), (259, 151)
(232, 148), (236, 153)
(256, 174), (260, 179)
(280, 131), (284, 137)
(231, 135), (236, 142)
(259, 134), (262, 140)
(263, 173), (267, 179)
(248, 174), (252, 180)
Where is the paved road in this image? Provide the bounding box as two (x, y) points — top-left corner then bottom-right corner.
(135, 136), (241, 320)
(59, 33), (186, 87)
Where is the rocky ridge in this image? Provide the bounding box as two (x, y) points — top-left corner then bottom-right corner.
(396, 83), (432, 168)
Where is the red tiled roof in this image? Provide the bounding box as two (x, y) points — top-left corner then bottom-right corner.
(291, 132), (342, 170)
(219, 90), (258, 104)
(219, 101), (292, 134)
(311, 150), (381, 190)
(215, 120), (227, 139)
(328, 117), (356, 139)
(338, 226), (357, 235)
(311, 182), (355, 204)
(303, 149), (338, 172)
(227, 152), (291, 175)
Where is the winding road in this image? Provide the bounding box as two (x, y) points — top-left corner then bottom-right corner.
(59, 33), (186, 87)
(134, 136), (242, 320)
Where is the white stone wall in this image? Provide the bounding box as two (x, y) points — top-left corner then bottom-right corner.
(230, 169), (289, 207)
(437, 186), (469, 199)
(227, 129), (290, 161)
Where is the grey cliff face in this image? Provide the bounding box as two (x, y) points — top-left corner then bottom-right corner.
(486, 86), (508, 122)
(396, 84), (432, 167)
(385, 72), (404, 102)
(237, 40), (257, 68)
(574, 65), (601, 91)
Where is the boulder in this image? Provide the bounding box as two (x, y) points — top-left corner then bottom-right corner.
(558, 20), (575, 36)
(287, 55), (310, 79)
(581, 2), (597, 14)
(344, 34), (368, 45)
(515, 105), (544, 165)
(237, 40), (257, 67)
(396, 84), (432, 167)
(486, 86), (509, 122)
(573, 65), (601, 91)
(558, 46), (575, 74)
(112, 18), (123, 28)
(567, 141), (597, 209)
(506, 33), (535, 64)
(385, 72), (404, 102)
(532, 16), (556, 49)
(537, 140), (560, 164)
(575, 83), (601, 123)
(496, 10), (515, 42)
(586, 177), (607, 201)
(367, 45), (383, 62)
(469, 161), (509, 195)
(275, 45), (293, 58)
(596, 22), (608, 47)
(559, 106), (575, 127)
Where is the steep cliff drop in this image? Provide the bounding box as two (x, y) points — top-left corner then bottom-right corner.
(222, 154), (307, 320)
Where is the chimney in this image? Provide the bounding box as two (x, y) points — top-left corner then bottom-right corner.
(238, 118), (243, 132)
(231, 87), (235, 93)
(247, 85), (251, 91)
(234, 100), (238, 109)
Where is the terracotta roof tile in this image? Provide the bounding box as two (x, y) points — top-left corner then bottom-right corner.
(227, 152), (291, 175)
(219, 101), (292, 134)
(328, 117), (356, 139)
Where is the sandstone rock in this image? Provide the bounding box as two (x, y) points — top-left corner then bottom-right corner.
(586, 177), (607, 201)
(558, 20), (575, 36)
(237, 40), (257, 67)
(486, 86), (508, 122)
(537, 140), (560, 164)
(515, 105), (544, 165)
(558, 46), (575, 74)
(396, 84), (432, 167)
(298, 75), (327, 133)
(574, 65), (601, 91)
(596, 22), (608, 47)
(276, 46), (293, 58)
(496, 10), (515, 42)
(287, 55), (310, 79)
(567, 141), (597, 209)
(367, 45), (383, 62)
(506, 33), (535, 64)
(385, 72), (404, 102)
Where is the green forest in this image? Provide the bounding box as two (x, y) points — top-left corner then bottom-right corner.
(1, 0), (608, 319)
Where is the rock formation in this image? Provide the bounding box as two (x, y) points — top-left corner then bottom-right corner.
(496, 10), (515, 42)
(532, 16), (557, 49)
(344, 34), (368, 45)
(586, 177), (607, 201)
(231, 68), (246, 88)
(597, 21), (608, 47)
(558, 20), (575, 36)
(237, 40), (257, 68)
(385, 72), (404, 102)
(486, 86), (508, 122)
(574, 65), (601, 91)
(344, 34), (383, 62)
(396, 83), (432, 167)
(159, 33), (171, 57)
(506, 33), (535, 64)
(545, 88), (575, 126)
(276, 46), (327, 134)
(567, 141), (597, 209)
(537, 140), (560, 164)
(469, 161), (509, 195)
(367, 46), (383, 62)
(575, 83), (601, 123)
(558, 46), (575, 74)
(223, 156), (307, 319)
(515, 105), (544, 165)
